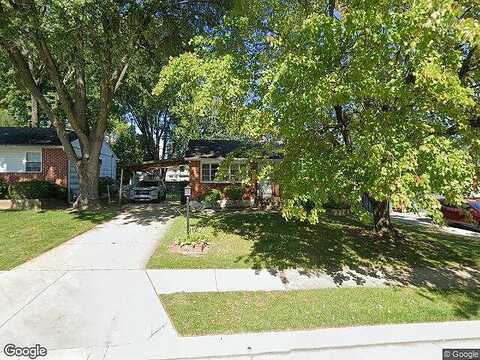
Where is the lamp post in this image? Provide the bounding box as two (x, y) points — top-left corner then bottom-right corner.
(184, 185), (191, 237)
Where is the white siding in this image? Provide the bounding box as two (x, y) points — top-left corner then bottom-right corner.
(0, 146), (43, 173)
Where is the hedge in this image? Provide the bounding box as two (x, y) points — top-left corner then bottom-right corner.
(8, 180), (67, 201)
(0, 179), (8, 199)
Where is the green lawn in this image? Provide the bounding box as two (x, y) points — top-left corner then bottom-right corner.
(0, 206), (120, 270)
(148, 211), (480, 279)
(148, 214), (253, 269)
(161, 288), (480, 336)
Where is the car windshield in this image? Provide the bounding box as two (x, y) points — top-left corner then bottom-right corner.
(136, 181), (158, 188)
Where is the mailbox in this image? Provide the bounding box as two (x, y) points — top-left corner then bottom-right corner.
(184, 185), (192, 197)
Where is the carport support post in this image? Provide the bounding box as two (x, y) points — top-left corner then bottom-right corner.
(118, 168), (124, 206)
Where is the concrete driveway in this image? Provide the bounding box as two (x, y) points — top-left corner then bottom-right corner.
(0, 203), (178, 359)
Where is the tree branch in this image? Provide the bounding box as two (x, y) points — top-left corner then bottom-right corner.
(459, 46), (477, 81)
(112, 60), (129, 94)
(0, 38), (79, 161)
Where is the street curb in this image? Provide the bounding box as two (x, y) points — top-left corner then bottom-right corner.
(105, 320), (480, 359)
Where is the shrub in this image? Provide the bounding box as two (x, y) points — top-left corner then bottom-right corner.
(224, 185), (244, 200)
(8, 180), (55, 200)
(98, 177), (114, 195)
(0, 179), (8, 199)
(323, 198), (350, 210)
(175, 228), (210, 248)
(201, 189), (222, 206)
(52, 184), (68, 201)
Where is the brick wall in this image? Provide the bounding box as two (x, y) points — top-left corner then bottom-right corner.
(189, 160), (256, 200)
(0, 147), (69, 187)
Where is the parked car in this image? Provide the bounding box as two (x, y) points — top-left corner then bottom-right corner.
(440, 198), (480, 230)
(129, 180), (166, 202)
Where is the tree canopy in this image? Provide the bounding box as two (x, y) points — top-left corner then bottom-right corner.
(155, 0), (480, 233)
(0, 0), (231, 208)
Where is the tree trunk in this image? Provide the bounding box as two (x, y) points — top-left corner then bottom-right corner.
(372, 198), (394, 236)
(31, 94), (38, 127)
(73, 159), (100, 210)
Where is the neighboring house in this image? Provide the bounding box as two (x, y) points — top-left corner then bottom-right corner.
(165, 165), (189, 182)
(0, 127), (117, 201)
(184, 139), (280, 201)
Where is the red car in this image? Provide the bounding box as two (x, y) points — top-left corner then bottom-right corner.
(440, 199), (480, 230)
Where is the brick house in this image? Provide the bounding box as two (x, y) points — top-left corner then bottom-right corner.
(0, 127), (117, 201)
(184, 139), (280, 201)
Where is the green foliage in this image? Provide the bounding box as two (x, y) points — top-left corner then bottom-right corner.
(8, 180), (56, 200)
(0, 107), (20, 127)
(0, 0), (233, 208)
(175, 228), (210, 248)
(0, 179), (8, 199)
(156, 0), (479, 226)
(323, 199), (350, 210)
(223, 185), (244, 200)
(201, 189), (223, 206)
(110, 119), (143, 168)
(53, 185), (68, 201)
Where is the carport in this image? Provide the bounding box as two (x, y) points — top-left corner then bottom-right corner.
(120, 159), (189, 202)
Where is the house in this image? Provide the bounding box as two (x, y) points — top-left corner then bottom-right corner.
(0, 127), (117, 201)
(184, 139), (280, 201)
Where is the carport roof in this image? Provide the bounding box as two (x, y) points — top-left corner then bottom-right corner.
(127, 159), (188, 172)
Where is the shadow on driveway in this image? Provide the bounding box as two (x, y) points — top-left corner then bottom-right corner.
(120, 202), (181, 226)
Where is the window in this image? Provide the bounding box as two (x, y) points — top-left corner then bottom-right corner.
(201, 163), (219, 182)
(201, 162), (243, 183)
(25, 151), (41, 172)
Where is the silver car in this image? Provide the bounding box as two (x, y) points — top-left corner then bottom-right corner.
(129, 180), (166, 202)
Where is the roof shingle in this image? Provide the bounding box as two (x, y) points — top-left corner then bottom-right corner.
(0, 127), (76, 146)
(185, 139), (251, 158)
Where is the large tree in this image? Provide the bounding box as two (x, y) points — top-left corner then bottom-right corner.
(116, 0), (228, 163)
(0, 0), (230, 208)
(155, 0), (479, 236)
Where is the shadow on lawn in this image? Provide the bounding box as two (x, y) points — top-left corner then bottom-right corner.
(418, 288), (480, 319)
(196, 211), (480, 289)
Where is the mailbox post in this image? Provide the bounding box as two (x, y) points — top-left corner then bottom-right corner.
(184, 185), (191, 237)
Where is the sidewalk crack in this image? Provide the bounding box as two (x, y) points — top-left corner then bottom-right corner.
(214, 270), (219, 292)
(0, 271), (68, 330)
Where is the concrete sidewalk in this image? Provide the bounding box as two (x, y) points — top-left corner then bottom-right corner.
(147, 268), (395, 294)
(147, 265), (480, 293)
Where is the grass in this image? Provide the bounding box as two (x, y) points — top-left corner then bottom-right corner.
(161, 288), (480, 336)
(148, 211), (480, 275)
(148, 214), (253, 269)
(0, 206), (120, 270)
